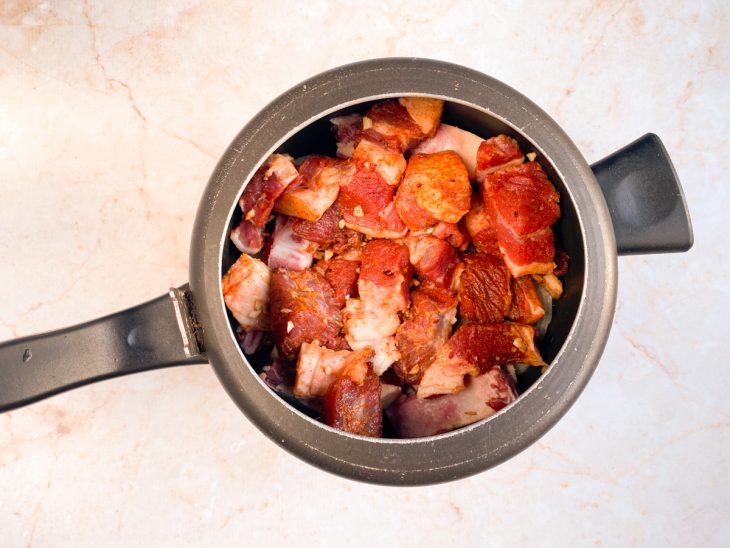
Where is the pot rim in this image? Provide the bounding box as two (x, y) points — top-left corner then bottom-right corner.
(190, 57), (617, 485)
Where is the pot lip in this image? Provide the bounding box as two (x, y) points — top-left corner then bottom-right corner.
(190, 57), (618, 485)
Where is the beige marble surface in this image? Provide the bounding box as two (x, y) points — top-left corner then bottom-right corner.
(1, 1), (729, 546)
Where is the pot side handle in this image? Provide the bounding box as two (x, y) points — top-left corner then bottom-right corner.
(590, 133), (694, 255)
(0, 286), (207, 413)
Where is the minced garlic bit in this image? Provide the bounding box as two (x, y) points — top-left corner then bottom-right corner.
(512, 337), (526, 352)
(244, 209), (255, 221)
(412, 279), (420, 286)
(425, 227), (434, 234)
(286, 321), (295, 333)
(353, 205), (364, 217)
(324, 249), (334, 261)
(280, 308), (292, 314)
(526, 152), (537, 162)
(364, 161), (371, 169)
(362, 116), (373, 130)
(338, 219), (346, 229)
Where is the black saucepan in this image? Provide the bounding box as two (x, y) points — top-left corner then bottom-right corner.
(0, 58), (692, 485)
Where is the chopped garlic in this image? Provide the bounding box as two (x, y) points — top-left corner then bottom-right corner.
(362, 116), (373, 130)
(338, 219), (346, 230)
(526, 152), (537, 162)
(425, 227), (434, 234)
(512, 337), (526, 352)
(353, 205), (364, 217)
(244, 209), (255, 221)
(280, 308), (292, 314)
(324, 249), (334, 261)
(287, 321), (295, 333)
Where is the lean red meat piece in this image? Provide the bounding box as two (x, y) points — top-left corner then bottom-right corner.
(413, 123), (484, 178)
(417, 322), (544, 398)
(313, 257), (360, 309)
(321, 349), (382, 437)
(267, 216), (318, 271)
(394, 151), (471, 230)
(493, 223), (556, 278)
(394, 287), (457, 385)
(482, 162), (560, 238)
(508, 276), (545, 324)
(402, 235), (462, 289)
(387, 367), (517, 438)
(230, 154), (298, 253)
(268, 269), (342, 359)
(337, 153), (408, 239)
(222, 254), (271, 331)
(457, 253), (512, 323)
(475, 134), (524, 181)
(274, 156), (354, 222)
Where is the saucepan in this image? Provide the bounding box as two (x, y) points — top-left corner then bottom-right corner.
(0, 58), (692, 485)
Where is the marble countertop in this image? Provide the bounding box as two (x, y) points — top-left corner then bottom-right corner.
(1, 1), (728, 546)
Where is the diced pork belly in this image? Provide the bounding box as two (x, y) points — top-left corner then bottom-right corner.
(417, 322), (544, 398)
(337, 158), (407, 239)
(222, 254), (271, 331)
(482, 162), (560, 238)
(414, 123), (484, 179)
(387, 367), (517, 438)
(533, 272), (563, 300)
(397, 97), (444, 139)
(357, 239), (412, 311)
(274, 156), (353, 222)
(402, 235), (462, 290)
(463, 194), (500, 255)
(321, 348), (382, 437)
(290, 202), (362, 255)
(394, 151), (471, 230)
(294, 341), (355, 399)
(268, 269), (342, 359)
(351, 136), (407, 187)
(313, 257), (360, 309)
(475, 134), (524, 181)
(457, 253), (512, 323)
(230, 219), (265, 255)
(343, 240), (412, 373)
(240, 154), (299, 227)
(330, 114), (362, 159)
(230, 154), (298, 253)
(482, 162), (560, 277)
(429, 221), (470, 251)
(267, 216), (318, 271)
(508, 276), (545, 324)
(494, 223), (556, 278)
(394, 287), (457, 385)
(362, 100), (426, 152)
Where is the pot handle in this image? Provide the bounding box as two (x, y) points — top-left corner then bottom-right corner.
(0, 286), (207, 413)
(590, 133), (693, 255)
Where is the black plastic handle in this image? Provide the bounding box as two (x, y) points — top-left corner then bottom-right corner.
(0, 287), (207, 413)
(590, 133), (693, 255)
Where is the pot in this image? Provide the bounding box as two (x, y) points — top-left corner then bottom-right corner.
(0, 58), (692, 485)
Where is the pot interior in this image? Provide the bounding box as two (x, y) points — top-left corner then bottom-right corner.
(221, 98), (585, 427)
